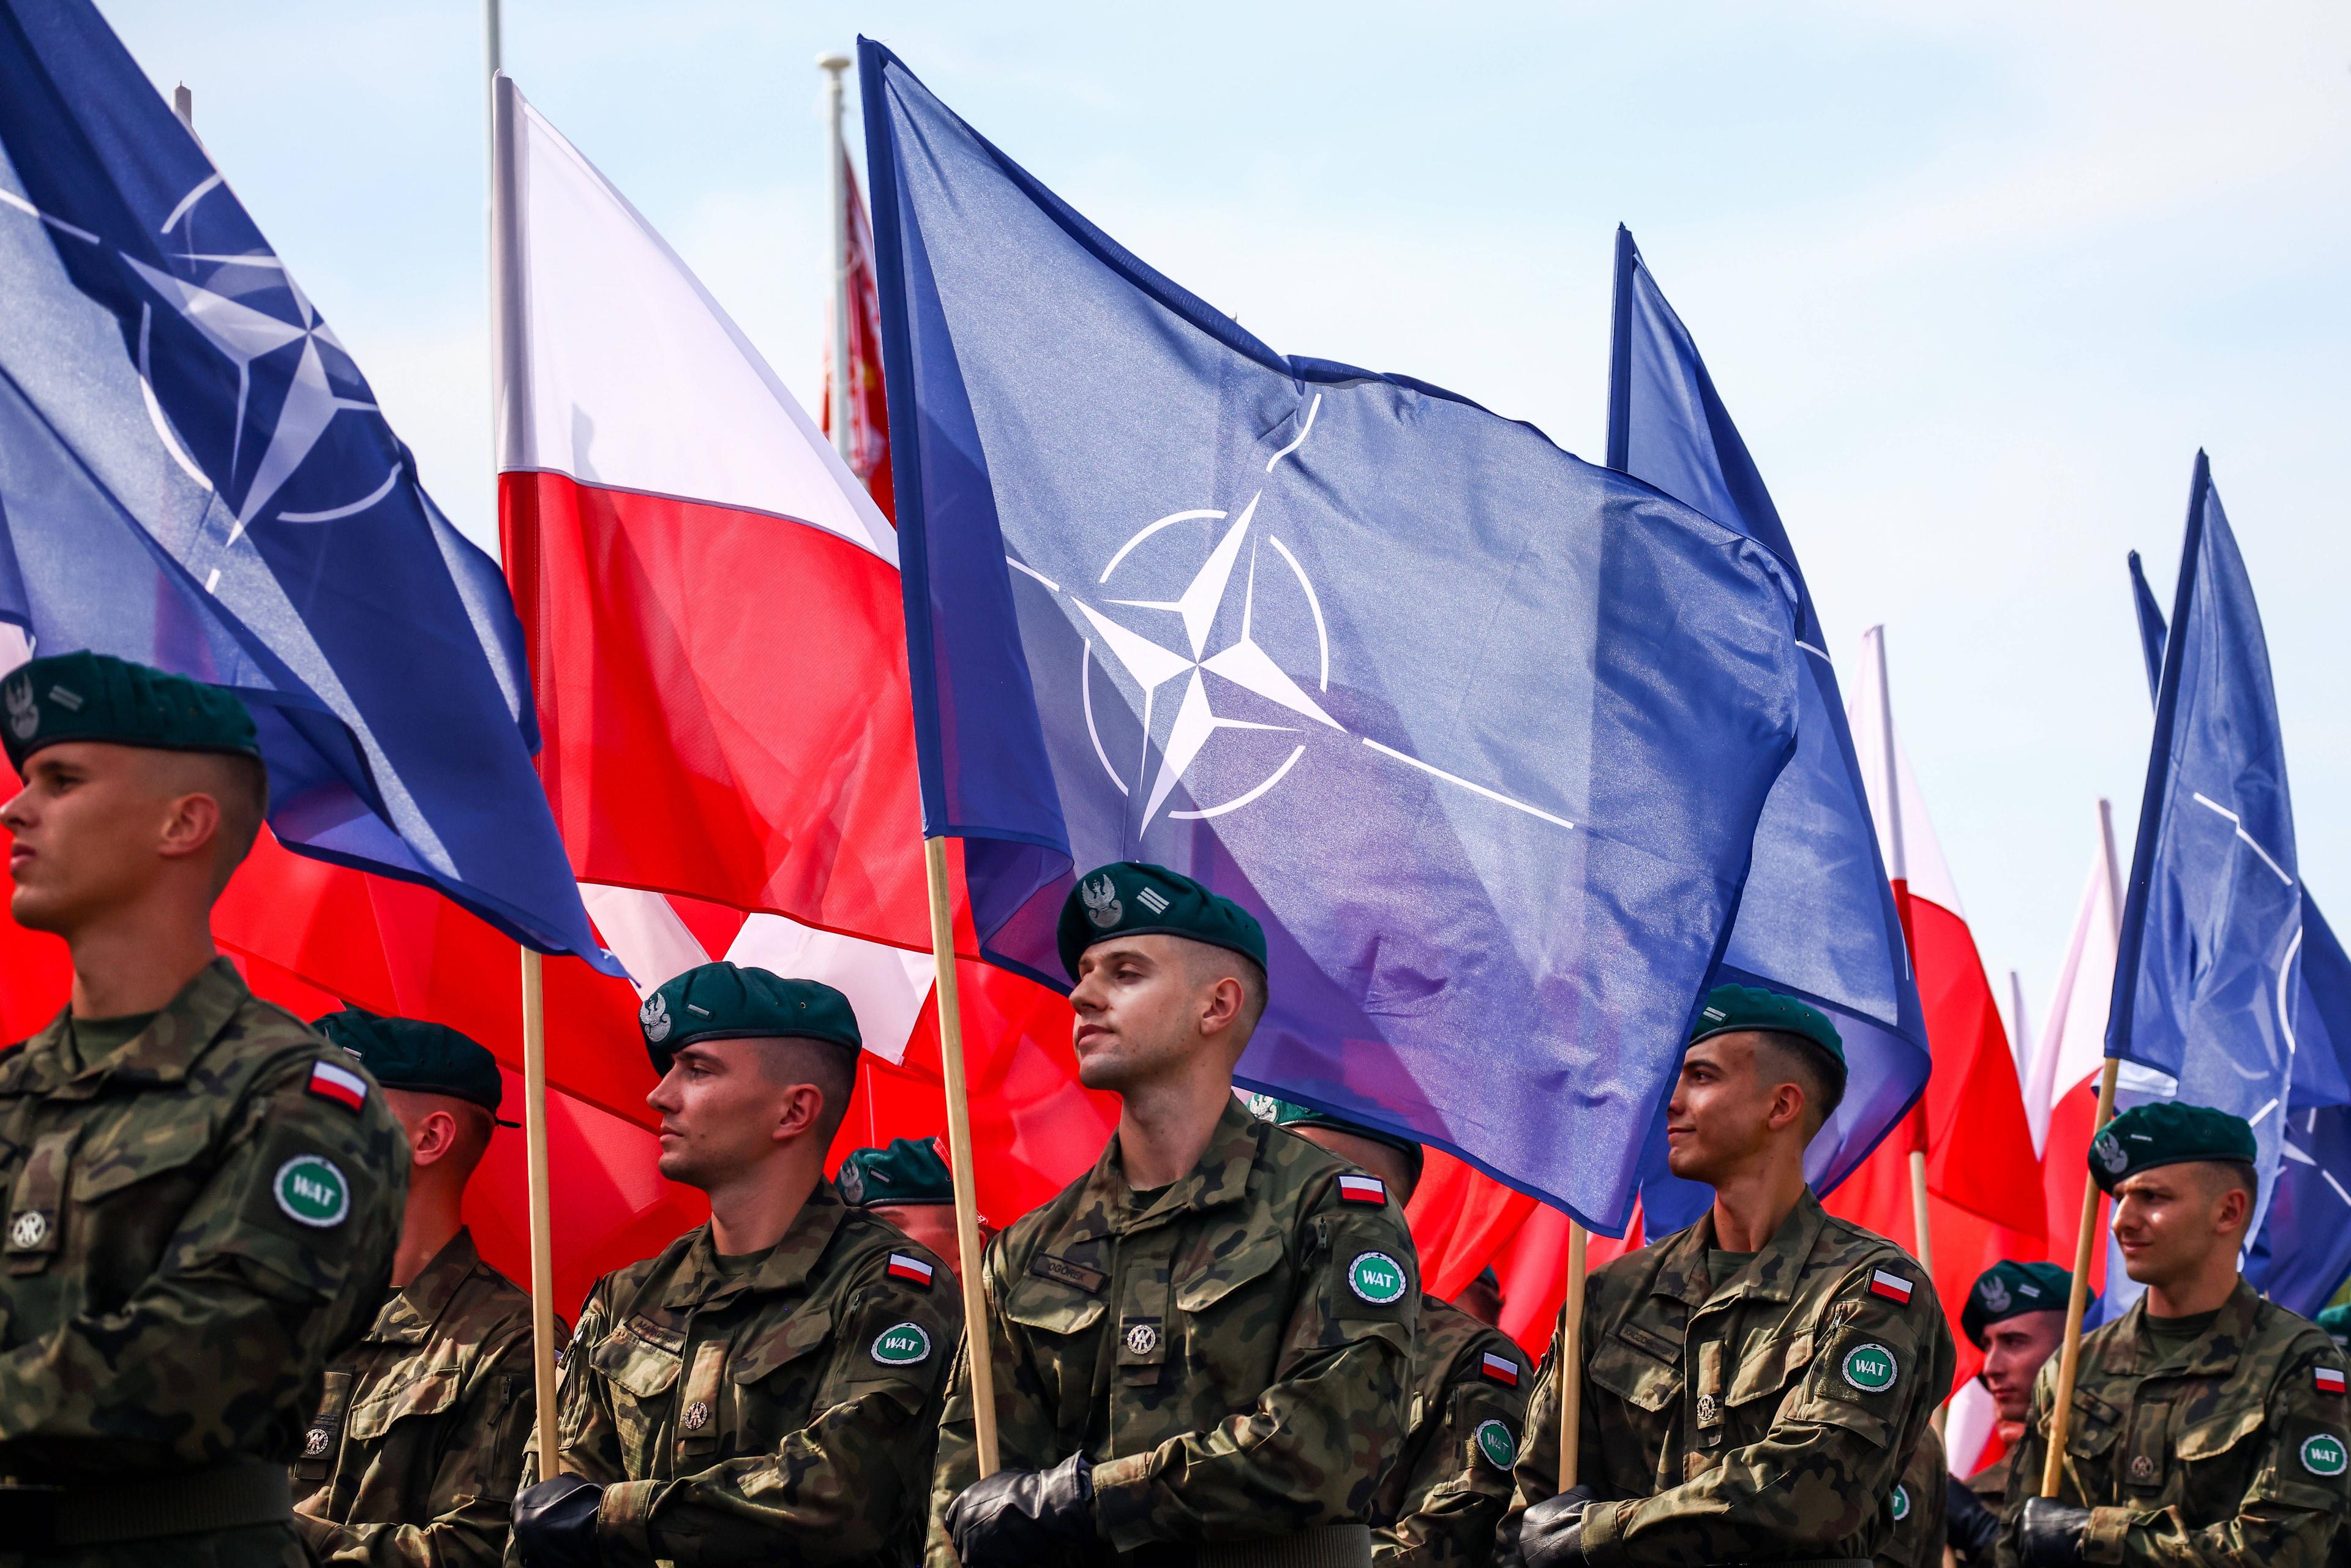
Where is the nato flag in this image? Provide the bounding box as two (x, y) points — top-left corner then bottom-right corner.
(859, 42), (1804, 1231)
(1603, 227), (1929, 1231)
(2124, 537), (2351, 1310)
(2107, 454), (2302, 1272)
(0, 1), (610, 967)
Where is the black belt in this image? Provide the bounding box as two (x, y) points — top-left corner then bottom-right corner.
(0, 1454), (291, 1548)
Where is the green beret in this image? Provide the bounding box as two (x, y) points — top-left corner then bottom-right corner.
(838, 1136), (954, 1207)
(1243, 1092), (1425, 1186)
(638, 961), (861, 1074)
(2088, 1101), (2257, 1194)
(1960, 1259), (2074, 1349)
(3, 651), (261, 772)
(1057, 861), (1267, 983)
(1689, 983), (1847, 1087)
(2317, 1304), (2351, 1346)
(315, 1008), (514, 1125)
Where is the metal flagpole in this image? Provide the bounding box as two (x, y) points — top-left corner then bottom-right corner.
(483, 0), (561, 1484)
(2039, 797), (2126, 1498)
(171, 83), (193, 130)
(1555, 1221), (1589, 1491)
(820, 54), (853, 468)
(1872, 628), (1939, 1433)
(925, 838), (1001, 1476)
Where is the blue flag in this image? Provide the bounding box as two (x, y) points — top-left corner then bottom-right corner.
(0, 1), (609, 966)
(859, 42), (1804, 1231)
(2107, 454), (2302, 1300)
(2125, 538), (2351, 1310)
(1603, 227), (1929, 1231)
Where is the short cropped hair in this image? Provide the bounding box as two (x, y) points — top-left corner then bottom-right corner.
(1752, 1030), (1845, 1133)
(760, 1036), (859, 1145)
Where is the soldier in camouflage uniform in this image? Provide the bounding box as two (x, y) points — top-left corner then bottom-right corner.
(1880, 1420), (1943, 1568)
(2000, 1103), (2351, 1568)
(0, 653), (407, 1566)
(291, 1013), (552, 1566)
(508, 962), (958, 1568)
(933, 861), (1419, 1568)
(838, 1135), (998, 1285)
(1253, 1096), (1529, 1568)
(1946, 1261), (2074, 1564)
(1504, 984), (1956, 1568)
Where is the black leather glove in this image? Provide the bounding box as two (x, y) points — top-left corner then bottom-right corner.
(947, 1452), (1097, 1568)
(511, 1473), (605, 1568)
(1945, 1474), (2001, 1559)
(1518, 1485), (1596, 1568)
(2017, 1498), (2093, 1568)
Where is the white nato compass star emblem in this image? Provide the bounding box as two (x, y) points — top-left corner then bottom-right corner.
(1005, 394), (1577, 839)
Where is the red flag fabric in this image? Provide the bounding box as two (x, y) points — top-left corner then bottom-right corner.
(821, 148), (894, 521)
(493, 77), (928, 948)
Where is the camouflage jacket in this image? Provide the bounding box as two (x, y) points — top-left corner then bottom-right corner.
(1878, 1417), (1943, 1568)
(1503, 1190), (1956, 1567)
(0, 959), (407, 1565)
(927, 1098), (1420, 1568)
(1969, 1445), (2020, 1513)
(1372, 1293), (1529, 1568)
(1996, 1279), (2351, 1568)
(291, 1228), (551, 1566)
(517, 1184), (959, 1568)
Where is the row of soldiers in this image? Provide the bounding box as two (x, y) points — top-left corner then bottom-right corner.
(0, 652), (2345, 1568)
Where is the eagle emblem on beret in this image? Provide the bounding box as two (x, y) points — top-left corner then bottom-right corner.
(1081, 872), (1123, 929)
(641, 991), (672, 1044)
(2094, 1130), (2128, 1174)
(4, 675), (34, 740)
(1979, 1277), (2011, 1314)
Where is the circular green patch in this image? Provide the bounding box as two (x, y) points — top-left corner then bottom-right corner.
(2303, 1434), (2347, 1477)
(274, 1154), (350, 1228)
(1474, 1419), (1516, 1470)
(871, 1322), (933, 1366)
(1891, 1484), (1910, 1523)
(1348, 1250), (1408, 1305)
(1842, 1342), (1898, 1394)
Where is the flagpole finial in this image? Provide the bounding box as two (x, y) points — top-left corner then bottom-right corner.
(819, 52), (852, 76)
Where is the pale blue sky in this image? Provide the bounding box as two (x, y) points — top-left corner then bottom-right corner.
(101, 1), (2351, 1037)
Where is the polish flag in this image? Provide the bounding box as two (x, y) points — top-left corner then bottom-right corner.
(821, 147), (893, 522)
(2026, 816), (2124, 1279)
(492, 73), (928, 945)
(1828, 627), (2045, 1460)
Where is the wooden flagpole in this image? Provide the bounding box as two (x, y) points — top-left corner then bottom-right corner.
(1556, 1220), (1589, 1491)
(482, 0), (560, 1480)
(2039, 797), (2127, 1498)
(926, 836), (1000, 1477)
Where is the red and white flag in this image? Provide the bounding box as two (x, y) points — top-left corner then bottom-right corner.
(822, 148), (894, 520)
(492, 73), (927, 947)
(2027, 817), (2124, 1274)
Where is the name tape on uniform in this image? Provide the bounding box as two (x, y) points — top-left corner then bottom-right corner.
(886, 1253), (936, 1289)
(1337, 1174), (1387, 1206)
(307, 1059), (370, 1113)
(1867, 1269), (1914, 1305)
(1480, 1351), (1520, 1387)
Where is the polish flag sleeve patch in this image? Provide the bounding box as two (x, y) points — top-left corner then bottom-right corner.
(307, 1059), (369, 1113)
(2316, 1365), (2345, 1395)
(886, 1253), (936, 1288)
(1480, 1351), (1520, 1387)
(1337, 1174), (1388, 1206)
(1867, 1269), (1915, 1305)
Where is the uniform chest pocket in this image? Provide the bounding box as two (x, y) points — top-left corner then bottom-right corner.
(1727, 1329), (1815, 1414)
(732, 1307), (834, 1387)
(1005, 1277), (1109, 1337)
(347, 1367), (460, 1442)
(69, 1111), (215, 1204)
(2174, 1401), (2265, 1465)
(1175, 1229), (1286, 1315)
(1589, 1332), (1682, 1414)
(1007, 1275), (1108, 1420)
(593, 1323), (684, 1400)
(2064, 1387), (2123, 1459)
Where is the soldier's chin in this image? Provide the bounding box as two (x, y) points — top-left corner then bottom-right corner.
(7, 880), (72, 935)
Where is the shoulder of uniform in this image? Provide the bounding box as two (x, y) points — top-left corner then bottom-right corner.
(834, 1208), (953, 1292)
(2259, 1306), (2342, 1370)
(599, 1230), (697, 1305)
(1258, 1120), (1355, 1190)
(995, 1173), (1089, 1263)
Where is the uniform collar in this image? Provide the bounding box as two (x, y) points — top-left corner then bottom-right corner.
(1655, 1187), (1829, 1310)
(2, 958), (251, 1100)
(373, 1228), (484, 1346)
(664, 1182), (849, 1310)
(2105, 1276), (2263, 1378)
(1090, 1093), (1262, 1231)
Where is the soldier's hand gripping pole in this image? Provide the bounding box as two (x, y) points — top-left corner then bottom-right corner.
(2038, 1056), (2118, 1499)
(520, 945), (563, 1480)
(1557, 1220), (1589, 1491)
(927, 835), (1002, 1477)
